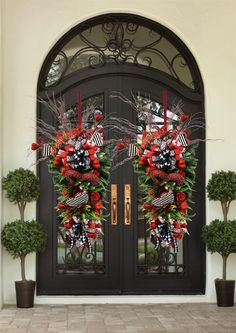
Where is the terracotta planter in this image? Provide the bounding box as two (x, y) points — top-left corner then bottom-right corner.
(15, 280), (35, 308)
(215, 279), (235, 307)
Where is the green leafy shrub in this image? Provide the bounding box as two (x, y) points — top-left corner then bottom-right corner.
(202, 220), (236, 257)
(207, 170), (236, 202)
(1, 220), (47, 281)
(202, 170), (236, 279)
(1, 168), (47, 281)
(2, 168), (40, 221)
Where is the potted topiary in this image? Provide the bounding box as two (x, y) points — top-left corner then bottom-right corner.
(1, 168), (47, 308)
(202, 170), (236, 306)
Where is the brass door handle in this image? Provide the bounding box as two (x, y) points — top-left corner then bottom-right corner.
(124, 184), (131, 225)
(111, 184), (117, 225)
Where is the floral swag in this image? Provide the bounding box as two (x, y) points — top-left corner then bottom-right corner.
(32, 91), (201, 254)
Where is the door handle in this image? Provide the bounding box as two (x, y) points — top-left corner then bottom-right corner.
(111, 184), (117, 225)
(124, 184), (131, 225)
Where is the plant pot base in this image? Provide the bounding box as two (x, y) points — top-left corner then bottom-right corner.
(15, 280), (35, 308)
(215, 279), (235, 307)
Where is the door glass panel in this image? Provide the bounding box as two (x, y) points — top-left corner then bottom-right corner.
(56, 94), (105, 274)
(137, 204), (184, 274)
(136, 94), (184, 274)
(44, 17), (196, 90)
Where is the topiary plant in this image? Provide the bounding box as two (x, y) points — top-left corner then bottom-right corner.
(1, 220), (47, 281)
(2, 168), (40, 222)
(1, 168), (47, 282)
(206, 170), (236, 222)
(202, 170), (236, 280)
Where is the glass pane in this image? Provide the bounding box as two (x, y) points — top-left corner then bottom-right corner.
(56, 94), (105, 274)
(137, 185), (184, 274)
(45, 19), (195, 89)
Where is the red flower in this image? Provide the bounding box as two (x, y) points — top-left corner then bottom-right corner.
(173, 232), (182, 239)
(150, 144), (159, 152)
(89, 154), (96, 161)
(31, 143), (40, 150)
(87, 232), (97, 239)
(89, 222), (95, 229)
(174, 222), (181, 229)
(95, 201), (103, 210)
(57, 203), (66, 209)
(64, 145), (74, 152)
(181, 201), (187, 209)
(56, 130), (62, 138)
(93, 161), (101, 169)
(144, 203), (152, 210)
(178, 159), (186, 169)
(146, 151), (154, 158)
(89, 147), (97, 155)
(168, 143), (176, 150)
(95, 114), (104, 122)
(180, 114), (189, 121)
(180, 208), (187, 215)
(117, 143), (125, 150)
(139, 157), (147, 166)
(90, 192), (100, 201)
(83, 143), (90, 150)
(148, 189), (154, 196)
(176, 192), (186, 201)
(64, 221), (72, 229)
(60, 151), (68, 158)
(150, 222), (157, 229)
(53, 157), (61, 166)
(175, 147), (183, 155)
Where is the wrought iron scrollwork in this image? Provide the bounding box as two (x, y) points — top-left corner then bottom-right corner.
(44, 18), (196, 90)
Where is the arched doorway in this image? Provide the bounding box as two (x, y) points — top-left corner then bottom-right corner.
(37, 14), (205, 295)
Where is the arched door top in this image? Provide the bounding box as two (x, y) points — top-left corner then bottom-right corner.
(38, 14), (203, 94)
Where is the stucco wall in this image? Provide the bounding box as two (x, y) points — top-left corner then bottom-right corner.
(1, 0), (236, 304)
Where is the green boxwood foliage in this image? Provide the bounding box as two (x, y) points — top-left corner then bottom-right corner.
(202, 219), (236, 257)
(202, 170), (236, 280)
(2, 168), (40, 222)
(1, 220), (47, 281)
(1, 220), (47, 258)
(207, 170), (236, 202)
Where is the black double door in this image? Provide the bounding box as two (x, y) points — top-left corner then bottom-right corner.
(37, 69), (205, 295)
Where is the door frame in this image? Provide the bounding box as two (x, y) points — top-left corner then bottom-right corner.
(37, 65), (205, 295)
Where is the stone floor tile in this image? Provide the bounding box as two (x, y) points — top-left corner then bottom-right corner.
(0, 303), (236, 333)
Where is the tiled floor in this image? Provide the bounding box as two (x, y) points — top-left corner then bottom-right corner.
(0, 303), (236, 333)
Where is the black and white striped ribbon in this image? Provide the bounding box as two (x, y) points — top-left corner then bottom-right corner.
(177, 133), (188, 147)
(42, 144), (52, 156)
(91, 132), (103, 146)
(128, 144), (137, 157)
(66, 192), (89, 207)
(152, 192), (174, 207)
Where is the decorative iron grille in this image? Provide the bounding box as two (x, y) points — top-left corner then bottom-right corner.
(43, 16), (196, 90)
